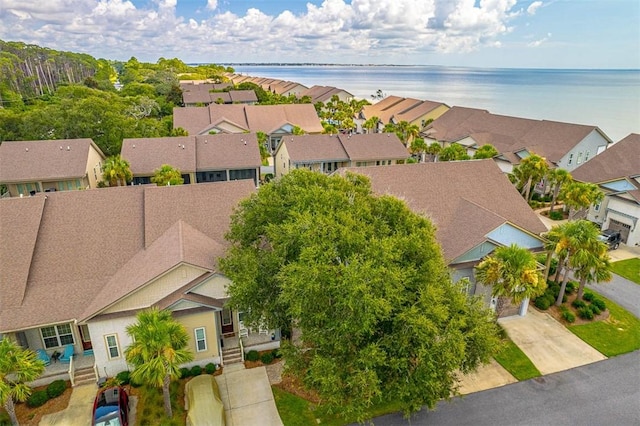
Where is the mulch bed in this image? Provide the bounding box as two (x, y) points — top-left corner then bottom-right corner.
(533, 292), (609, 325)
(9, 383), (73, 426)
(274, 373), (321, 404)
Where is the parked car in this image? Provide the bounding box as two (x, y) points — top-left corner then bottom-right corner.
(92, 386), (130, 426)
(598, 229), (622, 250)
(185, 375), (226, 426)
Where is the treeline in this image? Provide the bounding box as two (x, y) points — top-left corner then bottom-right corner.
(0, 40), (234, 156)
(0, 40), (98, 104)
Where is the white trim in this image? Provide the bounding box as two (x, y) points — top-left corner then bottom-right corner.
(105, 334), (120, 359)
(194, 327), (207, 352)
(40, 323), (75, 349)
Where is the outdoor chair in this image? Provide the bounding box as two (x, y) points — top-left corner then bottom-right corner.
(36, 349), (51, 366)
(59, 344), (74, 363)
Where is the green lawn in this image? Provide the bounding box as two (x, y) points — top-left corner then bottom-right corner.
(569, 290), (640, 357)
(610, 258), (640, 285)
(493, 338), (541, 381)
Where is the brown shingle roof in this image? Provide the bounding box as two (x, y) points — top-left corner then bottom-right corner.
(338, 160), (547, 261)
(0, 138), (104, 182)
(0, 180), (256, 332)
(338, 133), (408, 161)
(395, 100), (447, 123)
(121, 136), (197, 175)
(173, 107), (213, 135)
(571, 133), (640, 183)
(280, 135), (349, 163)
(195, 134), (261, 170)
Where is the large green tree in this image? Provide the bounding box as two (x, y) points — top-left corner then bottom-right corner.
(473, 144), (499, 159)
(475, 244), (546, 313)
(220, 169), (500, 420)
(439, 143), (471, 161)
(511, 154), (549, 201)
(561, 181), (604, 220)
(546, 168), (573, 214)
(125, 309), (193, 418)
(0, 339), (46, 426)
(151, 164), (184, 186)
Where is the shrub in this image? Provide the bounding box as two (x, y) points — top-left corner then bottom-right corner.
(565, 281), (577, 294)
(273, 348), (282, 359)
(549, 211), (564, 220)
(572, 299), (587, 309)
(583, 292), (595, 302)
(179, 367), (191, 378)
(578, 307), (594, 320)
(562, 311), (576, 323)
(130, 376), (143, 388)
(260, 351), (274, 365)
(46, 380), (67, 399)
(245, 350), (259, 362)
(116, 370), (131, 385)
(535, 297), (551, 310)
(549, 284), (561, 298)
(589, 304), (601, 315)
(205, 363), (217, 374)
(27, 390), (49, 408)
(592, 298), (606, 311)
(190, 365), (202, 376)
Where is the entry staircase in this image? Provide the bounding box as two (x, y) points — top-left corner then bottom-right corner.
(222, 346), (243, 366)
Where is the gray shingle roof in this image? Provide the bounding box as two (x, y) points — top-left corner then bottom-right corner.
(571, 133), (640, 183)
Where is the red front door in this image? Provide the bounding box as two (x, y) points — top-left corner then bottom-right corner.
(221, 308), (234, 334)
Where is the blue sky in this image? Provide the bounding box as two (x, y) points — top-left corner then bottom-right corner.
(1, 0), (638, 68)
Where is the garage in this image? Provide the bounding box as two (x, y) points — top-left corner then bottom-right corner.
(608, 219), (631, 243)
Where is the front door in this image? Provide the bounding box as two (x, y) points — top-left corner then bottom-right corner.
(221, 308), (234, 335)
(78, 324), (93, 350)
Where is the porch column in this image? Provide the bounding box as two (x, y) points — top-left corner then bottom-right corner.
(519, 298), (530, 316)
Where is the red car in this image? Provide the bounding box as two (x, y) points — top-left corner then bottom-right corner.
(92, 386), (130, 426)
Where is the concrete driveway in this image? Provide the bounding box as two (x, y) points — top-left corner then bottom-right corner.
(456, 359), (517, 395)
(215, 365), (283, 426)
(498, 309), (606, 375)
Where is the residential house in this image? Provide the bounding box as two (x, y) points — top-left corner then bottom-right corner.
(121, 134), (262, 186)
(0, 138), (106, 197)
(299, 85), (354, 103)
(173, 103), (324, 151)
(359, 96), (449, 133)
(274, 133), (409, 178)
(0, 181), (277, 387)
(572, 133), (640, 247)
(269, 80), (309, 97)
(338, 160), (548, 316)
(180, 81), (257, 106)
(424, 106), (612, 173)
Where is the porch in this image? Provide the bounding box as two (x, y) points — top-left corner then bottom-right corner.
(30, 353), (96, 388)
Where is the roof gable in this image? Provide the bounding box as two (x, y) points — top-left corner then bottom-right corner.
(571, 133), (640, 183)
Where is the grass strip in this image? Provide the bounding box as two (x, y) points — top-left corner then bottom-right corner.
(494, 338), (541, 381)
(609, 258), (640, 285)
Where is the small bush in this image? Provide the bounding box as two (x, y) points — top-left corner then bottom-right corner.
(190, 365), (202, 376)
(46, 380), (67, 399)
(27, 390), (49, 408)
(562, 311), (576, 323)
(578, 307), (594, 320)
(246, 350), (259, 362)
(589, 304), (601, 315)
(179, 367), (190, 379)
(116, 370), (131, 385)
(572, 299), (587, 309)
(273, 348), (282, 359)
(549, 284), (561, 298)
(549, 211), (564, 220)
(592, 298), (606, 311)
(565, 281), (577, 294)
(535, 297), (551, 310)
(260, 352), (274, 365)
(205, 363), (217, 374)
(583, 292), (595, 302)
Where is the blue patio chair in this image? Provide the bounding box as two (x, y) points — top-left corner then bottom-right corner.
(59, 344), (74, 364)
(36, 349), (51, 366)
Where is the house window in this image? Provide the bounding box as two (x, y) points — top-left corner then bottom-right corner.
(222, 308), (232, 326)
(568, 154), (573, 165)
(40, 324), (74, 349)
(584, 150), (590, 162)
(594, 201), (601, 212)
(577, 152), (583, 164)
(194, 328), (207, 352)
(105, 334), (120, 359)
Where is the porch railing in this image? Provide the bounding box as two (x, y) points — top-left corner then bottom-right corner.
(93, 363), (100, 383)
(239, 336), (245, 363)
(68, 355), (75, 386)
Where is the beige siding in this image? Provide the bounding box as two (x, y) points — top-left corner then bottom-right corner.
(210, 122), (247, 134)
(103, 264), (207, 314)
(177, 311), (220, 361)
(275, 141), (292, 178)
(191, 274), (231, 299)
(86, 144), (106, 189)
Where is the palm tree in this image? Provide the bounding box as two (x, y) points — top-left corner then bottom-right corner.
(362, 116), (380, 134)
(102, 155), (132, 187)
(475, 244), (546, 315)
(0, 339), (46, 426)
(409, 138), (427, 162)
(394, 121), (420, 147)
(544, 220), (606, 306)
(151, 164), (184, 186)
(574, 243), (612, 300)
(439, 143), (470, 161)
(513, 154), (549, 201)
(125, 308), (194, 418)
(546, 168), (572, 214)
(473, 144), (499, 159)
(561, 181), (604, 220)
(425, 142), (442, 162)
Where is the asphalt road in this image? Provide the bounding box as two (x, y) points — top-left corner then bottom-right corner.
(370, 351), (640, 426)
(587, 273), (640, 318)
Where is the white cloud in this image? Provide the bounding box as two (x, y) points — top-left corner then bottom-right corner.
(528, 32), (551, 47)
(0, 0), (523, 63)
(527, 1), (543, 15)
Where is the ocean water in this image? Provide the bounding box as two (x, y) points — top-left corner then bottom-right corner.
(230, 65), (640, 142)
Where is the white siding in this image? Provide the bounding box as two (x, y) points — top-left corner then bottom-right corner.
(88, 316), (136, 378)
(191, 274), (231, 299)
(556, 130), (609, 172)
